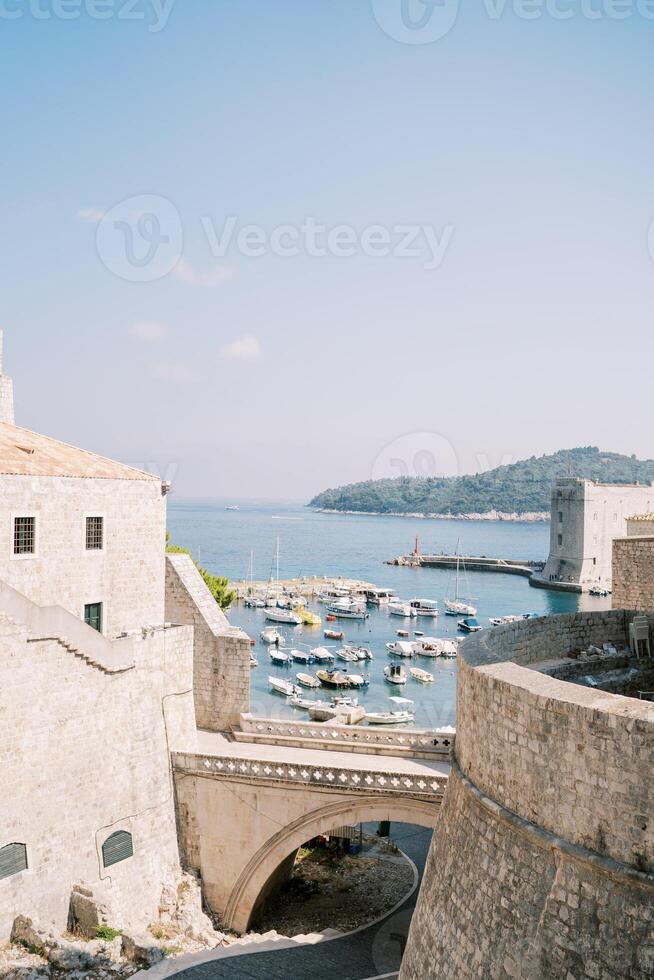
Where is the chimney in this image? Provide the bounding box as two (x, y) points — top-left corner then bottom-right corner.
(0, 331), (15, 425)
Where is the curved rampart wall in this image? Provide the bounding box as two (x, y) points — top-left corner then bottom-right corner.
(401, 611), (654, 980)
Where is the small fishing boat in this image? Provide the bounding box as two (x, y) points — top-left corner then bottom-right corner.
(413, 637), (457, 658)
(489, 614), (522, 627)
(409, 599), (440, 618)
(269, 676), (299, 697)
(389, 601), (417, 618)
(384, 663), (407, 685)
(316, 668), (353, 688)
(296, 672), (321, 689)
(310, 646), (335, 663)
(249, 653), (259, 668)
(269, 649), (291, 665)
(288, 693), (319, 711)
(297, 606), (322, 627)
(324, 628), (344, 640)
(345, 645), (373, 661)
(414, 630), (424, 637)
(309, 698), (365, 724)
(458, 617), (482, 633)
(386, 641), (414, 657)
(291, 649), (315, 664)
(345, 673), (370, 688)
(265, 607), (303, 625)
(261, 627), (285, 645)
(589, 587), (611, 597)
(366, 696), (414, 724)
(410, 667), (434, 683)
(397, 629), (410, 638)
(336, 647), (359, 663)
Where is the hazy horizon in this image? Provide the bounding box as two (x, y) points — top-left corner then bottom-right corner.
(3, 3), (653, 498)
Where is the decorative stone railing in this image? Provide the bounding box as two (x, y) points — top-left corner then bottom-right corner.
(172, 751), (447, 801)
(236, 714), (455, 757)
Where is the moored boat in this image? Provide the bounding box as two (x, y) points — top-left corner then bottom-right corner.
(269, 649), (291, 665)
(384, 663), (407, 685)
(310, 646), (335, 663)
(458, 617), (482, 633)
(261, 627), (285, 645)
(324, 629), (344, 641)
(269, 676), (299, 696)
(345, 645), (373, 661)
(296, 672), (321, 689)
(265, 606), (303, 625)
(413, 637), (458, 658)
(410, 666), (433, 683)
(386, 640), (414, 657)
(344, 673), (370, 688)
(388, 601), (417, 618)
(288, 694), (319, 711)
(409, 599), (440, 618)
(291, 649), (315, 664)
(336, 647), (359, 663)
(297, 605), (322, 626)
(316, 668), (353, 688)
(326, 600), (368, 620)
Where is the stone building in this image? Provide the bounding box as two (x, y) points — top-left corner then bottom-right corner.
(612, 514), (654, 611)
(0, 336), (251, 940)
(401, 529), (654, 978)
(533, 477), (654, 592)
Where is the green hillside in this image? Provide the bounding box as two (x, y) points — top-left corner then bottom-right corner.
(309, 448), (654, 516)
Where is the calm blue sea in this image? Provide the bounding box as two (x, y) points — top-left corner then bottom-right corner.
(168, 499), (609, 727)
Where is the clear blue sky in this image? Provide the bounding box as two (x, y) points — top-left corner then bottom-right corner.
(2, 1), (653, 498)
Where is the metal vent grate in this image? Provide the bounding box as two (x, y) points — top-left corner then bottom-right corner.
(101, 831), (133, 868)
(0, 843), (28, 880)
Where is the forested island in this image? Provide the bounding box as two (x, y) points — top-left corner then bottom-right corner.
(309, 448), (654, 519)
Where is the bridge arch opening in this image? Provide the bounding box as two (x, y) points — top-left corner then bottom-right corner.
(223, 796), (438, 934)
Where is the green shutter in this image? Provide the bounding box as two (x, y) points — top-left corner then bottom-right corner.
(102, 831), (133, 868)
(0, 843), (28, 880)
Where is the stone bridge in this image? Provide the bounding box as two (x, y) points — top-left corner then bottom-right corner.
(172, 719), (452, 933)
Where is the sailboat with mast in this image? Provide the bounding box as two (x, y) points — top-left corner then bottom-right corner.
(444, 541), (477, 617)
(264, 536), (302, 625)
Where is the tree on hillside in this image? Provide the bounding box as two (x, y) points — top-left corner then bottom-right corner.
(166, 534), (236, 611)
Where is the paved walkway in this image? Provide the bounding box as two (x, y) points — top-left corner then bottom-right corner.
(140, 822), (431, 980)
(196, 729), (450, 777)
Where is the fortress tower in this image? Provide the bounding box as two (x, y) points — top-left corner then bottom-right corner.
(0, 331), (15, 424)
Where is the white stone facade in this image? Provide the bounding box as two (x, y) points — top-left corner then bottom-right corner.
(538, 477), (654, 590)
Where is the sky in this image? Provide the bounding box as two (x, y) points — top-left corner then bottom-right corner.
(1, 0), (653, 499)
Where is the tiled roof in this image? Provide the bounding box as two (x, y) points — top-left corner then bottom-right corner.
(0, 422), (159, 481)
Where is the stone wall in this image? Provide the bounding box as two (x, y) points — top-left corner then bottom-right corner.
(0, 475), (166, 637)
(400, 613), (654, 979)
(0, 604), (197, 940)
(165, 554), (250, 731)
(613, 535), (654, 611)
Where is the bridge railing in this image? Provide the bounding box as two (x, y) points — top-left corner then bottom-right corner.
(235, 714), (455, 759)
(172, 751), (447, 801)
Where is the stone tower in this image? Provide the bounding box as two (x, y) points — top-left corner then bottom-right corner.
(0, 330), (15, 424)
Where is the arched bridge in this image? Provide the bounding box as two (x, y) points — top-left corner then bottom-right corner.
(172, 718), (452, 934)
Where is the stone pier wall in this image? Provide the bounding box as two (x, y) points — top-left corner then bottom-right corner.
(613, 535), (654, 612)
(400, 613), (654, 980)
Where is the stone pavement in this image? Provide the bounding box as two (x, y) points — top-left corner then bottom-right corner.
(136, 822), (431, 980)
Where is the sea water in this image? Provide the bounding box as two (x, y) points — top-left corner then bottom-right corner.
(168, 499), (610, 727)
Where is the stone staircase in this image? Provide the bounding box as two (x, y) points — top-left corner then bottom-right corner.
(26, 634), (134, 675)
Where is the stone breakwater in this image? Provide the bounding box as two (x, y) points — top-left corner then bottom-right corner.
(400, 611), (654, 980)
(312, 508), (550, 522)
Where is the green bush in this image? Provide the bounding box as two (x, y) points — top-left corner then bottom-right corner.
(95, 926), (122, 941)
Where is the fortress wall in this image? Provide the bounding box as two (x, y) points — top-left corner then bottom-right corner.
(613, 536), (654, 612)
(0, 613), (196, 940)
(165, 554), (250, 731)
(400, 613), (654, 980)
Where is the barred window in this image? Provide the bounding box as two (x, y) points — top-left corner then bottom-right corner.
(13, 517), (35, 555)
(86, 516), (104, 551)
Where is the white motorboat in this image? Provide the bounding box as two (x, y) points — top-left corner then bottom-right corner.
(269, 649), (291, 665)
(316, 668), (353, 688)
(384, 664), (407, 685)
(345, 673), (370, 689)
(269, 676), (299, 697)
(265, 607), (303, 625)
(413, 637), (458, 658)
(309, 699), (365, 724)
(336, 647), (360, 663)
(310, 646), (335, 663)
(261, 627), (285, 645)
(345, 645), (374, 661)
(249, 653), (259, 668)
(386, 641), (415, 657)
(458, 617), (482, 633)
(489, 614), (522, 627)
(388, 602), (417, 618)
(288, 694), (319, 711)
(410, 667), (433, 683)
(296, 672), (321, 689)
(327, 600), (368, 620)
(409, 599), (440, 618)
(291, 649), (315, 664)
(366, 709), (414, 725)
(444, 542), (477, 616)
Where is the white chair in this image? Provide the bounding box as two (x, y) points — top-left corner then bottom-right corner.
(629, 616), (652, 659)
